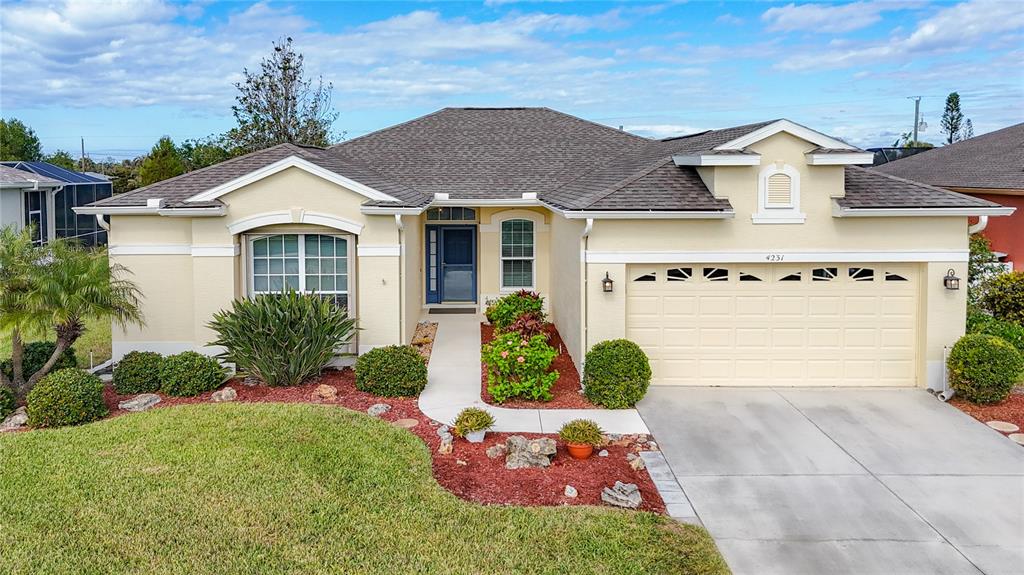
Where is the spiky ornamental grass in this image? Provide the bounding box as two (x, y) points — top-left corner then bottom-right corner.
(208, 291), (357, 387)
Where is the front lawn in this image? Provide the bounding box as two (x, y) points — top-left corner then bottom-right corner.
(0, 315), (111, 369)
(0, 403), (728, 575)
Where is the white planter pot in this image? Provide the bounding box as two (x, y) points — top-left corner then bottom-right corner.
(465, 430), (487, 443)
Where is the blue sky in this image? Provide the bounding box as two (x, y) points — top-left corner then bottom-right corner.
(1, 0), (1022, 160)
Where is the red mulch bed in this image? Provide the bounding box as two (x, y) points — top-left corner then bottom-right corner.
(480, 323), (594, 409)
(951, 388), (1024, 439)
(94, 369), (664, 513)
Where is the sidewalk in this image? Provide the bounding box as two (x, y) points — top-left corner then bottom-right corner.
(418, 313), (649, 434)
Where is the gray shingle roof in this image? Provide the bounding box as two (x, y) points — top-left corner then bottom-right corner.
(840, 166), (1002, 209)
(0, 165), (62, 188)
(873, 123), (1024, 191)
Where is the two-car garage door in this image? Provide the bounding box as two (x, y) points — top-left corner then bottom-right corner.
(626, 263), (920, 386)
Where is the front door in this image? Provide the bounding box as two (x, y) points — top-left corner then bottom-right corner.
(425, 225), (476, 303)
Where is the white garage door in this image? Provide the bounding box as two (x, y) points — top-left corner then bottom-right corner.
(627, 263), (919, 386)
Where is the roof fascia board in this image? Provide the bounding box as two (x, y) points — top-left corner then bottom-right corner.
(832, 201), (1016, 218)
(805, 152), (875, 165)
(184, 155), (399, 203)
(560, 209), (735, 220)
(672, 154), (761, 166)
(73, 205), (225, 217)
(360, 206), (425, 215)
(716, 120), (857, 151)
(586, 249), (969, 264)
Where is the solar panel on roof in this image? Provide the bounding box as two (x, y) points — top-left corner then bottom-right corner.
(0, 161), (106, 183)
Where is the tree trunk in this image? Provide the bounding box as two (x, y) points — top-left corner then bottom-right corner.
(11, 329), (27, 399)
(25, 318), (84, 391)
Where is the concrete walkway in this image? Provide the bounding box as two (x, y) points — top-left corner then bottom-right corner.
(418, 313), (648, 434)
(638, 387), (1024, 575)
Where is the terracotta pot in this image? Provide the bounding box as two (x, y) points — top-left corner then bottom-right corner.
(566, 443), (593, 460)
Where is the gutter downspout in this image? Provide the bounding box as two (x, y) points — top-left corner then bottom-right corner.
(580, 218), (594, 373)
(95, 213), (110, 231)
(395, 214), (405, 344)
(968, 215), (988, 235)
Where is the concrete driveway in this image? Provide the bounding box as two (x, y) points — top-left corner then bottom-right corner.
(637, 388), (1024, 575)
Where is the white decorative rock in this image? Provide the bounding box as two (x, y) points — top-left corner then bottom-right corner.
(211, 387), (237, 402)
(986, 421), (1020, 433)
(564, 485), (578, 498)
(1, 407), (28, 431)
(601, 481), (642, 509)
(118, 394), (161, 412)
(598, 449), (609, 457)
(1008, 433), (1024, 446)
(367, 403), (392, 417)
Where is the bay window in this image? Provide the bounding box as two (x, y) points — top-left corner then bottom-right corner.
(249, 233), (351, 308)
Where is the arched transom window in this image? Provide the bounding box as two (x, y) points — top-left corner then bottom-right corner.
(500, 219), (534, 289)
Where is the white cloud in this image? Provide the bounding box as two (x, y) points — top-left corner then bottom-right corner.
(776, 0), (1024, 70)
(715, 14), (744, 26)
(762, 1), (897, 34)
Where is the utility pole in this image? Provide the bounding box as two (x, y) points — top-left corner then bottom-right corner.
(908, 96), (921, 144)
(80, 137), (85, 171)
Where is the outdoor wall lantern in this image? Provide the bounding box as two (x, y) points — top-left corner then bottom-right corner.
(602, 272), (614, 293)
(943, 269), (961, 291)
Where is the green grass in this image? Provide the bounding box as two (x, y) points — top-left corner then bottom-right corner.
(0, 316), (111, 369)
(0, 403), (728, 575)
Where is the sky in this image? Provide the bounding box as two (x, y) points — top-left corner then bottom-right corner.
(1, 0), (1022, 160)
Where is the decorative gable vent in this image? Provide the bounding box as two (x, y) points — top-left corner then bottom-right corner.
(766, 173), (793, 207)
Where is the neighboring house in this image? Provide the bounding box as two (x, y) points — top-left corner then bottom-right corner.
(874, 123), (1024, 270)
(0, 165), (64, 244)
(0, 161), (113, 246)
(76, 108), (1013, 390)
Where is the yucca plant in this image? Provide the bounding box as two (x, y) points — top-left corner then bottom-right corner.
(207, 290), (357, 387)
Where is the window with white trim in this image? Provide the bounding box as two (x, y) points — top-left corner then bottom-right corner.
(754, 163), (805, 224)
(500, 219), (534, 289)
(249, 233), (350, 308)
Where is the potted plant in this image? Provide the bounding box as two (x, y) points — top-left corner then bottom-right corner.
(453, 407), (495, 443)
(558, 419), (604, 460)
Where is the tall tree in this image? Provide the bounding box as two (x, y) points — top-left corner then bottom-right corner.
(138, 136), (185, 187)
(44, 150), (77, 170)
(963, 119), (975, 140)
(0, 118), (43, 161)
(941, 92), (971, 144)
(227, 37), (338, 152)
(178, 136), (237, 171)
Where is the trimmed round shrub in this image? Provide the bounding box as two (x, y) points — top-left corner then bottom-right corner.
(26, 368), (107, 428)
(947, 334), (1024, 404)
(113, 351), (164, 394)
(1, 341), (77, 380)
(968, 315), (1024, 353)
(159, 351), (225, 397)
(982, 271), (1024, 324)
(0, 384), (15, 420)
(355, 345), (428, 397)
(583, 339), (652, 409)
(485, 290), (545, 331)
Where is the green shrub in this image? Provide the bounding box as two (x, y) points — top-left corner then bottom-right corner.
(0, 384), (14, 419)
(982, 271), (1024, 324)
(453, 407), (495, 437)
(506, 311), (548, 340)
(26, 368), (107, 428)
(159, 352), (225, 397)
(485, 290), (545, 331)
(1, 341), (77, 380)
(482, 332), (558, 403)
(968, 315), (1024, 353)
(208, 291), (358, 387)
(355, 345), (428, 397)
(558, 419), (604, 446)
(947, 334), (1024, 404)
(113, 351), (164, 394)
(583, 339), (652, 409)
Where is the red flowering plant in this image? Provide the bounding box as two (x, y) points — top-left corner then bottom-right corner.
(482, 332), (558, 402)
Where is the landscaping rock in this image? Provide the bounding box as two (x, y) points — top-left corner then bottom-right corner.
(211, 387), (237, 402)
(367, 403), (392, 417)
(486, 444), (508, 459)
(505, 435), (557, 469)
(564, 485), (578, 498)
(240, 376), (261, 387)
(627, 453), (646, 471)
(393, 418), (419, 429)
(118, 393), (161, 412)
(986, 420), (1020, 433)
(1, 407), (28, 431)
(439, 435), (454, 454)
(311, 384), (338, 402)
(647, 441), (659, 451)
(456, 459), (467, 466)
(1009, 433), (1024, 446)
(601, 481), (642, 509)
(598, 449), (609, 457)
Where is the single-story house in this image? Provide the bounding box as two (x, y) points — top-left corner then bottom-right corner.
(874, 123), (1024, 270)
(77, 108), (1014, 390)
(0, 164), (64, 244)
(1, 161), (113, 246)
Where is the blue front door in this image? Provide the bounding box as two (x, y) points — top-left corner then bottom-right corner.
(425, 225), (476, 303)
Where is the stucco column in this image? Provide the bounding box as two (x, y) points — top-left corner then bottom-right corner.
(586, 262), (627, 351)
(922, 261), (967, 390)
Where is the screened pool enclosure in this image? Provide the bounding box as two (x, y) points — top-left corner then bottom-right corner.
(0, 161), (112, 246)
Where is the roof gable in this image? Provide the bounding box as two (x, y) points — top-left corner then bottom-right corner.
(714, 119), (859, 152)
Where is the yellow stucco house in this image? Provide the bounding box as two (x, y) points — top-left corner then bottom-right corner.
(77, 108), (1013, 390)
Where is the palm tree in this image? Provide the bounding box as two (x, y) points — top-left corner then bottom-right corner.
(0, 225), (144, 399)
